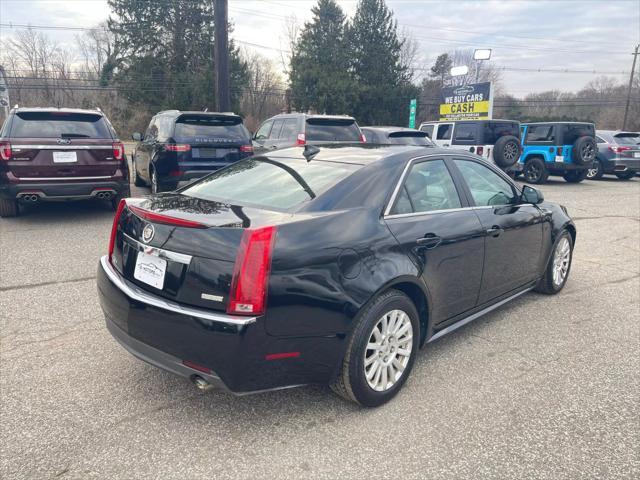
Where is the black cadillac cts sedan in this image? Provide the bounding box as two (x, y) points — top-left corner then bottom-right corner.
(97, 144), (576, 407)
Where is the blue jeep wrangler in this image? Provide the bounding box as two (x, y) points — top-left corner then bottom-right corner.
(519, 122), (597, 184)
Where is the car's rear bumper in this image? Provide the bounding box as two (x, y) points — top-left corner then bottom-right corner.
(606, 158), (640, 173)
(0, 179), (129, 201)
(97, 256), (338, 393)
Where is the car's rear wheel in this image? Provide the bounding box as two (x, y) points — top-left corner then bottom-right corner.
(586, 160), (603, 180)
(0, 198), (19, 218)
(331, 289), (419, 407)
(535, 230), (573, 294)
(523, 157), (548, 184)
(133, 158), (145, 187)
(615, 171), (635, 180)
(493, 135), (521, 169)
(563, 169), (588, 183)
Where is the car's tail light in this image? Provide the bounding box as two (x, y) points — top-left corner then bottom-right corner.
(360, 133), (366, 143)
(165, 144), (191, 152)
(609, 145), (631, 154)
(476, 146), (484, 155)
(296, 133), (306, 146)
(227, 226), (277, 316)
(168, 170), (183, 177)
(108, 199), (127, 264)
(128, 205), (207, 228)
(240, 145), (253, 153)
(557, 147), (563, 156)
(112, 142), (124, 161)
(0, 141), (11, 161)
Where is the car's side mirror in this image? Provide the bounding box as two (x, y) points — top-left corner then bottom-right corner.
(522, 185), (544, 204)
(132, 132), (142, 142)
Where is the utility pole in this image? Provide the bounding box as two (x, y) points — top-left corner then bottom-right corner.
(622, 44), (639, 131)
(214, 0), (230, 112)
(0, 65), (10, 121)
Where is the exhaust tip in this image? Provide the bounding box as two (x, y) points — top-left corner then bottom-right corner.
(191, 375), (214, 391)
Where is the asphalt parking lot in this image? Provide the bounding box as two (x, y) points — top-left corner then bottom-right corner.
(1, 171), (639, 479)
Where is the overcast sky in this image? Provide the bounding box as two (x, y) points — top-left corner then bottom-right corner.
(1, 0), (638, 95)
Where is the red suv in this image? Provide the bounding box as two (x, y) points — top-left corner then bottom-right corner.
(0, 107), (130, 217)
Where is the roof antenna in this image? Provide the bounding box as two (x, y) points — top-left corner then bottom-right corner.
(303, 145), (320, 162)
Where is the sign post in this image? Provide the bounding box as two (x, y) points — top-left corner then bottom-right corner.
(439, 82), (493, 121)
(408, 98), (417, 128)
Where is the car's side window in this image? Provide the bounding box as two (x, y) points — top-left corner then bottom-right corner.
(270, 119), (285, 139)
(145, 119), (158, 141)
(254, 121), (273, 140)
(280, 119), (298, 141)
(420, 124), (434, 139)
(391, 159), (462, 215)
(525, 125), (555, 143)
(453, 124), (476, 143)
(595, 136), (606, 144)
(436, 124), (452, 140)
(454, 159), (518, 207)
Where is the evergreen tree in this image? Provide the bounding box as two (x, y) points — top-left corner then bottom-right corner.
(348, 0), (410, 125)
(106, 0), (248, 112)
(289, 0), (352, 114)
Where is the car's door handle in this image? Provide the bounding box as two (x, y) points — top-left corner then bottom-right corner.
(269, 145), (278, 150)
(486, 225), (503, 237)
(416, 233), (441, 249)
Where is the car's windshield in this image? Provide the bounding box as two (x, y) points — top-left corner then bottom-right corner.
(174, 115), (249, 143)
(10, 112), (112, 138)
(182, 158), (359, 210)
(305, 118), (361, 142)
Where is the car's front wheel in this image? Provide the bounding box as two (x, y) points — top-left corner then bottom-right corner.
(331, 289), (419, 407)
(586, 160), (604, 180)
(535, 230), (573, 294)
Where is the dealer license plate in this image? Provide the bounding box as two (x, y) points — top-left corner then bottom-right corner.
(134, 251), (167, 289)
(53, 151), (78, 163)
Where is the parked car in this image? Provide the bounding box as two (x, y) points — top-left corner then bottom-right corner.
(252, 113), (364, 153)
(131, 111), (253, 194)
(98, 144), (576, 407)
(0, 107), (129, 217)
(418, 119), (522, 175)
(519, 122), (597, 184)
(361, 126), (435, 146)
(587, 130), (640, 180)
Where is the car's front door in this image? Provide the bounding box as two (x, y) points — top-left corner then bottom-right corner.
(252, 120), (274, 154)
(385, 157), (485, 324)
(137, 119), (158, 181)
(451, 157), (544, 304)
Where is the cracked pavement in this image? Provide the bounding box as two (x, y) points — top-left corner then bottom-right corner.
(1, 174), (639, 479)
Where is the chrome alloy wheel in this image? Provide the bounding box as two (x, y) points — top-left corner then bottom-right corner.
(552, 237), (571, 287)
(364, 309), (413, 392)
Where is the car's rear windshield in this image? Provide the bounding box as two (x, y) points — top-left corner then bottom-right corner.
(174, 115), (250, 143)
(182, 158), (358, 210)
(305, 118), (361, 142)
(483, 122), (519, 143)
(388, 131), (434, 146)
(10, 112), (112, 138)
(614, 133), (640, 145)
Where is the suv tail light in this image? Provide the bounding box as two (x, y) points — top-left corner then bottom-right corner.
(360, 133), (366, 143)
(128, 205), (207, 228)
(165, 144), (191, 152)
(227, 226), (277, 316)
(0, 141), (11, 161)
(240, 145), (253, 153)
(108, 199), (127, 264)
(609, 145), (631, 154)
(296, 133), (306, 146)
(112, 142), (124, 161)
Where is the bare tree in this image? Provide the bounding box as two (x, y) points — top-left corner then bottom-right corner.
(447, 48), (502, 88)
(240, 49), (286, 131)
(399, 28), (419, 82)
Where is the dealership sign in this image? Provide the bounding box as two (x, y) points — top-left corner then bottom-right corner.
(440, 82), (493, 121)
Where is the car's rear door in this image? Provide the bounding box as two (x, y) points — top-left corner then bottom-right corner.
(7, 111), (119, 180)
(450, 157), (544, 304)
(384, 157), (485, 324)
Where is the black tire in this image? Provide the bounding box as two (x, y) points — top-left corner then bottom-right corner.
(523, 157), (549, 184)
(111, 186), (131, 210)
(133, 158), (145, 187)
(572, 136), (597, 165)
(0, 198), (18, 218)
(535, 230), (573, 294)
(493, 135), (521, 168)
(563, 169), (588, 183)
(586, 160), (604, 180)
(331, 289), (420, 407)
(615, 171), (635, 180)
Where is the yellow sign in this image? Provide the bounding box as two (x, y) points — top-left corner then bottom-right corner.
(439, 82), (493, 121)
(440, 100), (490, 117)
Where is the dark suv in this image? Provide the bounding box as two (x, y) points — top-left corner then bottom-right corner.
(131, 111), (253, 193)
(252, 113), (364, 153)
(0, 107), (129, 217)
